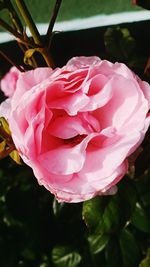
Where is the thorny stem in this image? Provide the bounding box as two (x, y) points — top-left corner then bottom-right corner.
(15, 0), (54, 67)
(46, 0), (62, 49)
(0, 50), (25, 72)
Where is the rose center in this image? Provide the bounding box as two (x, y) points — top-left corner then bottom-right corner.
(64, 134), (87, 145)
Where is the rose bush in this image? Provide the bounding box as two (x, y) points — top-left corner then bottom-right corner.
(1, 56), (150, 202)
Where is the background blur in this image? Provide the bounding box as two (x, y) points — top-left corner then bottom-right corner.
(0, 0), (141, 24)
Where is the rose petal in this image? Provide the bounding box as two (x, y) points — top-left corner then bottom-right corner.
(66, 56), (101, 70)
(0, 66), (20, 97)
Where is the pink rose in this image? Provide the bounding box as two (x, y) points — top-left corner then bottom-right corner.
(2, 57), (150, 203)
(0, 66), (20, 97)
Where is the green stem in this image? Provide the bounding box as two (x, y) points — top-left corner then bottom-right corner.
(4, 0), (23, 33)
(4, 0), (37, 68)
(15, 0), (54, 67)
(17, 37), (38, 48)
(15, 0), (41, 45)
(42, 48), (54, 68)
(0, 18), (36, 48)
(46, 0), (62, 48)
(0, 50), (25, 72)
(0, 18), (22, 38)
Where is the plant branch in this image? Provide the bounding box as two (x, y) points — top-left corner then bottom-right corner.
(0, 50), (25, 72)
(46, 0), (62, 48)
(1, 0), (54, 67)
(4, 0), (23, 33)
(144, 57), (150, 78)
(0, 17), (21, 37)
(0, 18), (36, 47)
(15, 0), (54, 67)
(3, 1), (38, 68)
(0, 145), (15, 160)
(15, 0), (42, 45)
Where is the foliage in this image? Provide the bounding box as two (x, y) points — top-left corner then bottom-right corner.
(0, 155), (150, 267)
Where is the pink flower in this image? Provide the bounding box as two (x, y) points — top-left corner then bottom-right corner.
(0, 66), (20, 97)
(2, 57), (150, 202)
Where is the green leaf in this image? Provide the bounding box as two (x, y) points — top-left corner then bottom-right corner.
(105, 237), (122, 267)
(0, 117), (11, 135)
(10, 150), (22, 165)
(88, 233), (109, 254)
(131, 202), (150, 233)
(97, 196), (122, 234)
(0, 1), (5, 11)
(134, 169), (150, 207)
(118, 178), (137, 220)
(82, 196), (103, 230)
(103, 197), (120, 231)
(83, 190), (133, 236)
(21, 248), (35, 260)
(119, 229), (140, 267)
(52, 246), (81, 267)
(39, 264), (49, 267)
(104, 27), (135, 62)
(140, 248), (150, 267)
(134, 130), (150, 177)
(0, 140), (6, 153)
(24, 48), (44, 66)
(105, 229), (140, 267)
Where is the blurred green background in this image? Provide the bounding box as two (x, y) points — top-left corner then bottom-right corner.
(22, 0), (141, 22)
(0, 0), (141, 23)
